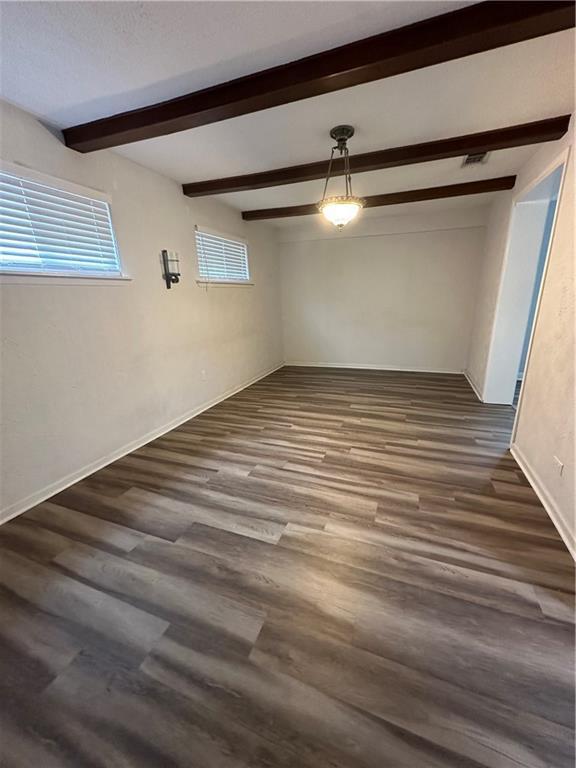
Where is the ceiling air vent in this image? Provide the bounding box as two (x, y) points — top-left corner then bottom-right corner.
(462, 152), (488, 167)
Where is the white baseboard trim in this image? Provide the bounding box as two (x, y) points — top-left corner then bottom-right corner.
(464, 370), (484, 402)
(510, 443), (575, 561)
(284, 361), (463, 374)
(0, 362), (284, 526)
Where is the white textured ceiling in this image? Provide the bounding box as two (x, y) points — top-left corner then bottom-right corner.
(0, 0), (474, 125)
(0, 1), (574, 225)
(229, 146), (536, 212)
(114, 31), (574, 187)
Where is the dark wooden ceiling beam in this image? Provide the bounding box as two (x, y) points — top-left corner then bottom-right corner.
(63, 2), (575, 152)
(241, 177), (516, 220)
(183, 116), (570, 197)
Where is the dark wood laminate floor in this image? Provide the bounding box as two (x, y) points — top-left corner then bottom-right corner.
(1, 367), (574, 768)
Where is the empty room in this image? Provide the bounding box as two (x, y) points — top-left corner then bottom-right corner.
(0, 1), (575, 766)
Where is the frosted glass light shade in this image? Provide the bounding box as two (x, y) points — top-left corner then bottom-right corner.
(318, 196), (364, 229)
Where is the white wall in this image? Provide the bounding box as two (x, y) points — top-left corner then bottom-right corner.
(279, 210), (486, 372)
(466, 198), (513, 395)
(466, 131), (572, 395)
(0, 101), (283, 521)
(482, 199), (550, 403)
(479, 163), (563, 404)
(513, 144), (575, 557)
(466, 124), (575, 555)
(518, 198), (558, 377)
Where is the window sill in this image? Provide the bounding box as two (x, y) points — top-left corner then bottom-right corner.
(196, 279), (254, 286)
(0, 272), (132, 286)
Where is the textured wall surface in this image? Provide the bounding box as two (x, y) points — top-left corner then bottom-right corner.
(280, 214), (485, 372)
(0, 101), (283, 519)
(482, 200), (550, 403)
(466, 129), (573, 397)
(466, 200), (517, 394)
(513, 143), (575, 554)
(466, 122), (574, 551)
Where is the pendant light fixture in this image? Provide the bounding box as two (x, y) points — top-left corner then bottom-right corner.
(318, 125), (365, 230)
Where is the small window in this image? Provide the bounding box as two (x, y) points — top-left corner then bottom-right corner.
(0, 170), (122, 277)
(195, 229), (250, 283)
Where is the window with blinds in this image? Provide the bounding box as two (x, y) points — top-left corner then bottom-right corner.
(195, 230), (250, 283)
(0, 170), (122, 277)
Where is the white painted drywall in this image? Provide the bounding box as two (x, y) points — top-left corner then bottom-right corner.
(279, 210), (486, 372)
(482, 199), (551, 403)
(481, 164), (563, 404)
(466, 123), (575, 555)
(466, 129), (572, 395)
(518, 198), (558, 377)
(0, 100), (282, 521)
(465, 197), (515, 396)
(513, 144), (575, 556)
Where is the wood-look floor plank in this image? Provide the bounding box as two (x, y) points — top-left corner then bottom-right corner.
(0, 548), (169, 659)
(142, 629), (485, 768)
(54, 541), (266, 651)
(0, 518), (74, 563)
(326, 517), (574, 595)
(0, 588), (83, 695)
(176, 525), (574, 725)
(252, 611), (573, 768)
(25, 501), (151, 552)
(121, 487), (287, 543)
(279, 523), (573, 623)
(0, 366), (573, 767)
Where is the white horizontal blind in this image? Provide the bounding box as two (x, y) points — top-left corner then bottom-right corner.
(195, 230), (250, 282)
(0, 171), (122, 276)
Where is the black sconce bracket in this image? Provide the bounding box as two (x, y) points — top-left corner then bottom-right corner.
(161, 249), (181, 289)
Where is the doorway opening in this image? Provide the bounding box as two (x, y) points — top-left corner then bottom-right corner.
(482, 162), (565, 405)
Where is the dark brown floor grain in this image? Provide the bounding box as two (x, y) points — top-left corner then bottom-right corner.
(0, 367), (573, 768)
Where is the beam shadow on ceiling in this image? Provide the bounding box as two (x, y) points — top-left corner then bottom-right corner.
(241, 176), (517, 220)
(183, 116), (570, 197)
(63, 2), (575, 152)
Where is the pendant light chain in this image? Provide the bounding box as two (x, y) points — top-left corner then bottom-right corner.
(344, 145), (352, 197)
(318, 125), (365, 229)
(321, 146), (337, 203)
(321, 142), (354, 202)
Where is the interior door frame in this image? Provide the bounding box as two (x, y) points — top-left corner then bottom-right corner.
(509, 145), (571, 445)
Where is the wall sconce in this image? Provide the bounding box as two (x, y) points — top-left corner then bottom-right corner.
(161, 249), (180, 289)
